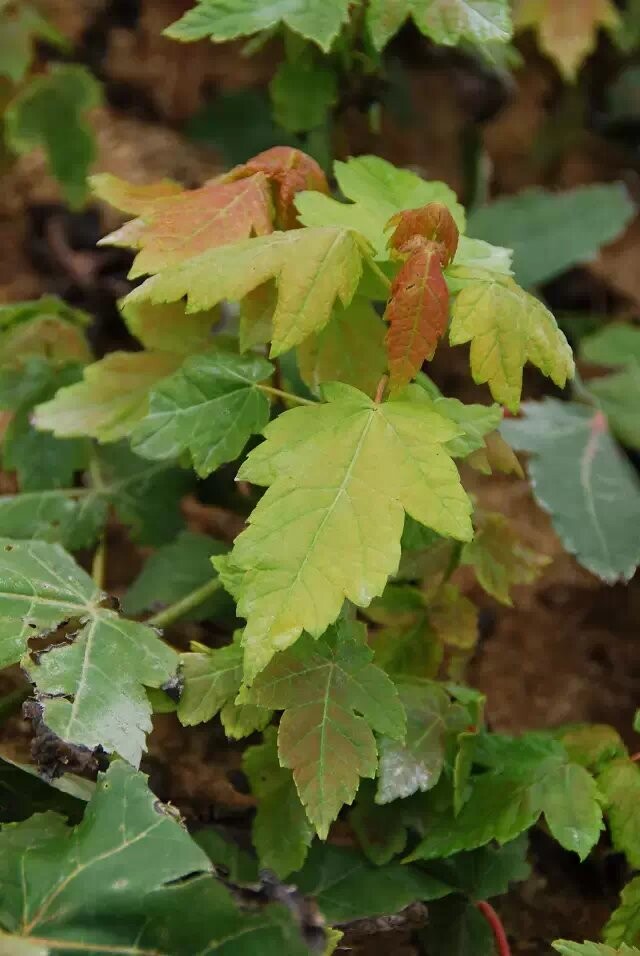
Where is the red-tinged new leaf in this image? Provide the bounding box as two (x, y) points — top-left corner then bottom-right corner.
(385, 243), (450, 389)
(101, 174), (274, 278)
(235, 146), (329, 229)
(388, 202), (459, 265)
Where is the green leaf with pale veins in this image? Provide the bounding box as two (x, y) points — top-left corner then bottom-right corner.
(290, 843), (452, 923)
(502, 399), (640, 583)
(599, 758), (640, 869)
(0, 538), (177, 764)
(0, 761), (310, 955)
(605, 878), (640, 949)
(123, 530), (230, 621)
(296, 154), (465, 257)
(449, 275), (574, 411)
(367, 0), (511, 51)
(33, 350), (183, 443)
(126, 226), (363, 358)
(246, 623), (405, 837)
(469, 184), (634, 289)
(297, 297), (387, 398)
(376, 681), (451, 803)
(131, 350), (273, 476)
(178, 636), (271, 737)
(5, 64), (102, 209)
(555, 944), (640, 956)
(227, 382), (472, 680)
(243, 727), (313, 878)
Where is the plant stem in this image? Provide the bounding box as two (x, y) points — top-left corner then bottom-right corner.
(367, 257), (393, 291)
(258, 383), (316, 407)
(374, 375), (388, 403)
(92, 536), (106, 589)
(476, 901), (511, 956)
(147, 578), (223, 629)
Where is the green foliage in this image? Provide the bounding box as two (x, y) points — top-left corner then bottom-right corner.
(581, 324), (640, 450)
(5, 64), (102, 208)
(0, 761), (309, 954)
(469, 184), (634, 288)
(502, 399), (640, 582)
(605, 878), (640, 949)
(0, 2), (66, 83)
(554, 945), (640, 956)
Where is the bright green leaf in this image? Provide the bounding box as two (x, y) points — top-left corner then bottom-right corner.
(554, 943), (640, 956)
(228, 382), (472, 679)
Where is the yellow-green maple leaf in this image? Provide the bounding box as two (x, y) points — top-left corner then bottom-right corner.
(227, 382), (473, 681)
(515, 0), (619, 81)
(449, 275), (574, 411)
(126, 227), (362, 357)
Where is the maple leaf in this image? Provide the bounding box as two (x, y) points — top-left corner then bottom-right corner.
(99, 173), (274, 279)
(461, 511), (549, 605)
(449, 274), (574, 411)
(297, 297), (387, 397)
(467, 429), (524, 477)
(387, 202), (460, 264)
(555, 944), (640, 956)
(367, 0), (512, 51)
(120, 298), (220, 355)
(91, 172), (183, 213)
(232, 146), (329, 229)
(243, 727), (313, 877)
(165, 0), (352, 53)
(227, 382), (472, 680)
(126, 226), (363, 357)
(0, 538), (177, 763)
(296, 154), (465, 258)
(515, 0), (619, 81)
(598, 758), (640, 870)
(604, 877), (640, 949)
(33, 351), (182, 442)
(131, 350), (274, 477)
(246, 623), (405, 837)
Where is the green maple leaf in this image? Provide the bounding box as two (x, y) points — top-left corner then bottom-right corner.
(0, 539), (177, 764)
(246, 623), (405, 837)
(297, 297), (387, 398)
(178, 636), (271, 738)
(598, 758), (640, 869)
(123, 531), (230, 622)
(291, 843), (451, 923)
(605, 878), (640, 949)
(243, 727), (314, 877)
(425, 835), (530, 902)
(0, 3), (66, 83)
(131, 351), (274, 476)
(449, 274), (574, 411)
(227, 382), (472, 680)
(367, 0), (512, 51)
(270, 58), (337, 133)
(555, 944), (640, 956)
(350, 780), (411, 864)
(0, 491), (107, 551)
(33, 350), (183, 443)
(421, 897), (495, 956)
(126, 226), (362, 357)
(408, 732), (603, 862)
(165, 0), (352, 52)
(0, 761), (309, 955)
(296, 154), (465, 257)
(376, 681), (451, 803)
(502, 400), (640, 583)
(5, 65), (102, 209)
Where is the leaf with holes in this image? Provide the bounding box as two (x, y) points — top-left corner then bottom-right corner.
(226, 382), (471, 680)
(502, 400), (640, 583)
(246, 622), (405, 836)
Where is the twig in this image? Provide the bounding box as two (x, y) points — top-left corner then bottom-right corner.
(258, 384), (316, 407)
(147, 578), (223, 629)
(374, 375), (388, 403)
(92, 536), (107, 590)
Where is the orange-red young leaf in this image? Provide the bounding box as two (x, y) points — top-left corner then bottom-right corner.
(234, 146), (329, 229)
(385, 243), (450, 389)
(101, 173), (274, 278)
(387, 202), (459, 266)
